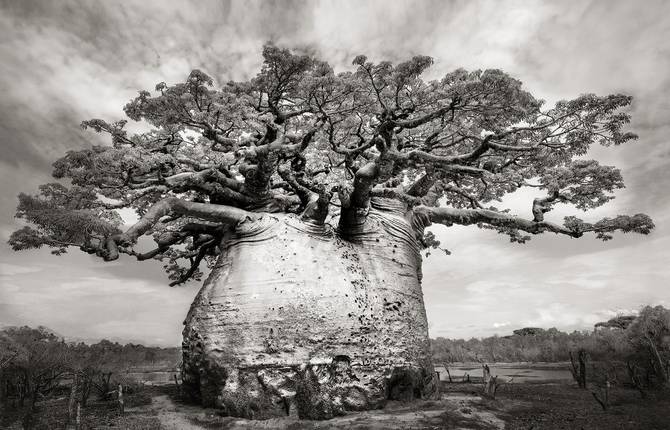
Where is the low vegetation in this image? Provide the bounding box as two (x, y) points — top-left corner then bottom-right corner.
(0, 326), (178, 429)
(432, 306), (669, 369)
(1, 304), (667, 428)
(435, 305), (670, 421)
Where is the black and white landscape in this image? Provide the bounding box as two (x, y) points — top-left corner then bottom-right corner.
(1, 1), (669, 429)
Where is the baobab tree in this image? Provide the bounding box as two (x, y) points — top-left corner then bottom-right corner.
(9, 44), (653, 419)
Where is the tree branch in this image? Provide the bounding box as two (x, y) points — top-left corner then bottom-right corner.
(103, 198), (252, 261)
(414, 205), (654, 242)
(168, 239), (216, 287)
(393, 97), (461, 129)
(415, 206), (580, 237)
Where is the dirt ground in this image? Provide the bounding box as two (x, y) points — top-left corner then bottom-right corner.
(146, 382), (670, 430)
(110, 381), (670, 430)
(3, 381), (669, 429)
(442, 381), (670, 430)
(131, 387), (505, 430)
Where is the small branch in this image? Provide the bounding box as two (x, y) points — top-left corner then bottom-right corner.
(169, 240), (215, 286)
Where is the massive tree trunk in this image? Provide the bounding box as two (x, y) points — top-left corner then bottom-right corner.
(181, 198), (438, 419)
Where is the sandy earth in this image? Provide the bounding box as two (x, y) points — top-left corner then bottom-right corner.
(141, 395), (205, 430)
(133, 392), (506, 430)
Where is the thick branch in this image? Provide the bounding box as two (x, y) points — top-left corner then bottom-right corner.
(391, 150), (488, 177)
(415, 206), (654, 241)
(276, 164), (330, 224)
(393, 98), (461, 129)
(349, 162), (379, 209)
(532, 191), (566, 222)
(415, 205), (580, 237)
(406, 173), (435, 197)
(164, 170), (242, 192)
(103, 198), (252, 260)
(370, 187), (422, 206)
(239, 126), (318, 197)
(338, 147), (397, 229)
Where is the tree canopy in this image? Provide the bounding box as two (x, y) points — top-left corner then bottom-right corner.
(9, 43), (654, 285)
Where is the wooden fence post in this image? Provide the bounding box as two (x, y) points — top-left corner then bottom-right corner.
(441, 363), (453, 383)
(76, 401), (81, 430)
(118, 384), (124, 415)
(68, 372), (79, 424)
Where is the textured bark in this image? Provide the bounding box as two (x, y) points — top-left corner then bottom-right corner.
(181, 198), (438, 419)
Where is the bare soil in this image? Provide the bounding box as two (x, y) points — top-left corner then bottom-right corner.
(442, 381), (670, 430)
(2, 381), (669, 429)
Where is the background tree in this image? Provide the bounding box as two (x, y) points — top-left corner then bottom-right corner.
(0, 330), (22, 406)
(627, 305), (670, 387)
(595, 315), (637, 330)
(69, 340), (122, 406)
(513, 327), (547, 337)
(9, 43), (653, 419)
(0, 327), (70, 408)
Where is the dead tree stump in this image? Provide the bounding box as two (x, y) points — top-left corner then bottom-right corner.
(569, 349), (587, 389)
(482, 364), (500, 398)
(442, 363), (453, 383)
(591, 380), (610, 411)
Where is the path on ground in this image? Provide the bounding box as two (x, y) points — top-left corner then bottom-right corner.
(134, 391), (506, 430)
(142, 394), (205, 430)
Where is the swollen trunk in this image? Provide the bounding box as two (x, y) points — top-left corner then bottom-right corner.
(181, 200), (437, 419)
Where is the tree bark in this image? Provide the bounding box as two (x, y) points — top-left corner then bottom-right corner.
(68, 373), (79, 423)
(0, 370), (6, 406)
(181, 198), (438, 419)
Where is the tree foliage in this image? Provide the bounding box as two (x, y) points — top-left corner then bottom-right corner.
(0, 326), (180, 408)
(9, 43), (654, 284)
(626, 306), (670, 386)
(595, 315), (637, 330)
(0, 326), (71, 407)
(432, 305), (670, 394)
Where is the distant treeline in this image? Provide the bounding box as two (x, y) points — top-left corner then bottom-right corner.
(431, 328), (593, 363)
(431, 305), (670, 364)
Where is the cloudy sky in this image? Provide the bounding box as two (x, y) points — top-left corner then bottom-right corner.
(1, 0), (669, 346)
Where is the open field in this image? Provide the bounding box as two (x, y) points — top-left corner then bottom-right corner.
(3, 377), (669, 429)
(436, 362), (574, 384)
